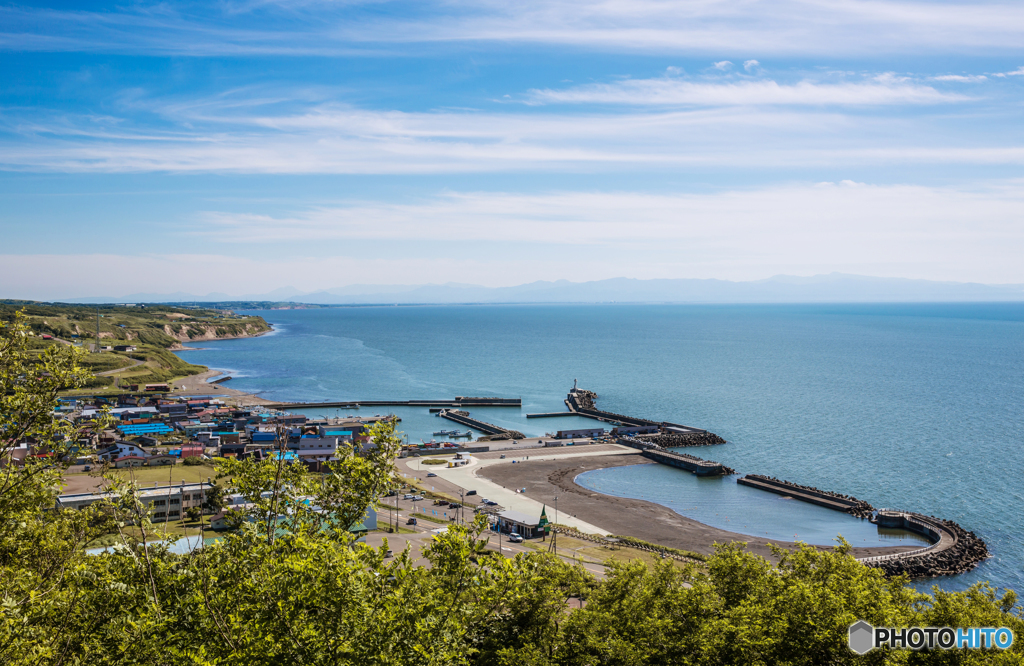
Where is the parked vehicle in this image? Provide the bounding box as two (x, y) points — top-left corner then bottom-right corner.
(448, 502), (461, 508)
(402, 493), (415, 500)
(507, 533), (524, 543)
(411, 495), (424, 501)
(83, 465), (91, 472)
(466, 490), (477, 495)
(406, 517), (417, 525)
(426, 472), (437, 477)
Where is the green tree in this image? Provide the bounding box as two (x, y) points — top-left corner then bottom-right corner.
(1, 308), (1023, 665)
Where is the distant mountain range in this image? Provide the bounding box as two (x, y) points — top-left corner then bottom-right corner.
(58, 274), (1024, 305)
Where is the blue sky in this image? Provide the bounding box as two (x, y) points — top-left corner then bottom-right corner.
(2, 0), (1024, 299)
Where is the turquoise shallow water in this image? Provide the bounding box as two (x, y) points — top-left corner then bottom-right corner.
(175, 303), (1024, 592)
(575, 464), (931, 548)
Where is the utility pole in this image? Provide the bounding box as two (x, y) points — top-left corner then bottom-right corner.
(548, 495), (559, 556)
(95, 306), (101, 353)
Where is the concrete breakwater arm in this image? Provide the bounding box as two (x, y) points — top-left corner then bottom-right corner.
(736, 475), (875, 519)
(617, 436), (734, 476)
(438, 409), (525, 440)
(565, 387), (721, 441)
(735, 476), (989, 579)
(641, 448), (735, 476)
(860, 511), (989, 579)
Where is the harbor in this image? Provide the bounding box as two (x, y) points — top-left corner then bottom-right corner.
(181, 368), (993, 581)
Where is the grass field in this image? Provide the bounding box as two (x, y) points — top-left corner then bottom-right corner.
(64, 463), (220, 494)
(519, 534), (695, 569)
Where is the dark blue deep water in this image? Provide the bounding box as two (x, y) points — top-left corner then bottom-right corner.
(176, 303), (1024, 592)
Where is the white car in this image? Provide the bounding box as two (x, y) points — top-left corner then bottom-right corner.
(507, 533), (524, 543)
(411, 495), (425, 501)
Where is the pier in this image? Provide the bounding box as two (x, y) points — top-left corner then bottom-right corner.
(564, 387), (710, 435)
(641, 448), (734, 476)
(437, 409), (525, 440)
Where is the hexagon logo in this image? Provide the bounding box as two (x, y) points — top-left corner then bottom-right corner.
(849, 620), (875, 655)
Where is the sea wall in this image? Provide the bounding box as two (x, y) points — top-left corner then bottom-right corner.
(861, 511), (990, 578)
(738, 474), (875, 519)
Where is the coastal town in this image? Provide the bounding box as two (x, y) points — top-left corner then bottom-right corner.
(16, 369), (986, 581)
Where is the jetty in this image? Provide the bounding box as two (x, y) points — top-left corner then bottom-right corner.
(437, 409), (525, 440)
(733, 475), (989, 579)
(736, 475), (874, 518)
(616, 435), (733, 476)
(565, 387), (710, 435)
(641, 448), (734, 476)
(263, 396), (521, 410)
(859, 510), (989, 578)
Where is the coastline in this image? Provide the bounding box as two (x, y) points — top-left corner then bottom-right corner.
(159, 323), (931, 565)
(170, 368), (277, 406)
(168, 328), (272, 351)
(477, 452), (921, 562)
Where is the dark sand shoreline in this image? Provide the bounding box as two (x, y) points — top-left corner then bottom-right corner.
(480, 452), (920, 562)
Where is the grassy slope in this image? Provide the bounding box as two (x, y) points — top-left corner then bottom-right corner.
(1, 302), (270, 391)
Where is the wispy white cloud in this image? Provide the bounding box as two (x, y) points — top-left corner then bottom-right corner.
(9, 180), (1024, 299)
(713, 61), (733, 71)
(4, 1), (1024, 56)
(178, 182), (1024, 284)
(2, 95), (1024, 174)
(192, 182), (1024, 246)
(931, 74), (987, 82)
(527, 76), (966, 106)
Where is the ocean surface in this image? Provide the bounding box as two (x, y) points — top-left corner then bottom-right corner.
(175, 303), (1024, 592)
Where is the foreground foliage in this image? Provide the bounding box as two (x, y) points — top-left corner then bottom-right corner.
(1, 313), (1022, 665)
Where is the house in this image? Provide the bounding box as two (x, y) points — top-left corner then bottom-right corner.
(113, 345), (137, 352)
(287, 436), (339, 454)
(97, 442), (148, 461)
(144, 383), (170, 392)
(133, 435), (159, 447)
(114, 455), (146, 468)
(219, 442), (247, 458)
(145, 454), (177, 466)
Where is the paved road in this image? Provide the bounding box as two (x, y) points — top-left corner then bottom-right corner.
(363, 526), (607, 578)
(398, 444), (636, 536)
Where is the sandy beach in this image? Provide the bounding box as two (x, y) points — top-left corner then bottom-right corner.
(170, 368), (278, 406)
(478, 451), (920, 562)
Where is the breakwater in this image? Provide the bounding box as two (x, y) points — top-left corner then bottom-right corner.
(860, 511), (990, 578)
(733, 476), (988, 579)
(642, 448), (735, 476)
(617, 435), (733, 476)
(565, 387), (713, 436)
(634, 432), (726, 448)
(737, 475), (875, 519)
(264, 397), (521, 409)
(437, 409), (525, 440)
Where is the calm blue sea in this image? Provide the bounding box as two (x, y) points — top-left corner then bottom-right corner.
(175, 303), (1024, 592)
